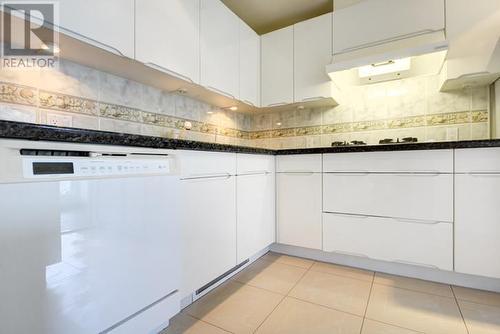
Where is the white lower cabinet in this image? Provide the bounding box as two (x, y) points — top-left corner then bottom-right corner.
(455, 174), (500, 279)
(323, 173), (453, 222)
(277, 172), (322, 250)
(323, 213), (453, 270)
(236, 172), (275, 263)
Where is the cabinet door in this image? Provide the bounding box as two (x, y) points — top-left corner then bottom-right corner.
(59, 0), (135, 58)
(277, 173), (322, 250)
(180, 176), (237, 298)
(456, 174), (500, 278)
(237, 173), (275, 263)
(261, 26), (294, 107)
(294, 13), (333, 102)
(239, 21), (261, 107)
(333, 0), (445, 55)
(200, 0), (240, 99)
(135, 0), (200, 84)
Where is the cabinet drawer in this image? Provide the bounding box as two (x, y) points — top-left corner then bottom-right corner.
(178, 151), (236, 178)
(323, 213), (453, 270)
(323, 150), (453, 173)
(323, 173), (453, 222)
(456, 148), (500, 173)
(277, 154), (322, 173)
(237, 154), (275, 175)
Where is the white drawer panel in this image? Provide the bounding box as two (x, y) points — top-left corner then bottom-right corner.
(323, 213), (453, 271)
(455, 148), (500, 173)
(178, 151), (236, 178)
(323, 150), (453, 173)
(237, 154), (275, 175)
(323, 173), (453, 222)
(277, 154), (322, 173)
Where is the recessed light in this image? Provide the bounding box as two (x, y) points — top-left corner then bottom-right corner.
(276, 122), (282, 126)
(229, 106), (238, 111)
(297, 105), (305, 110)
(207, 111), (214, 115)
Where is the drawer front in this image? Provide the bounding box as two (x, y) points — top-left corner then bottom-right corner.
(178, 151), (236, 178)
(323, 150), (453, 173)
(323, 173), (453, 222)
(277, 154), (322, 173)
(323, 213), (453, 270)
(456, 148), (500, 173)
(237, 154), (275, 175)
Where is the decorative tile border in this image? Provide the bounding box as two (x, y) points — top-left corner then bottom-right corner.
(0, 81), (490, 141)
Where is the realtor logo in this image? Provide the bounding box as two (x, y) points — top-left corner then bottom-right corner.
(1, 1), (59, 68)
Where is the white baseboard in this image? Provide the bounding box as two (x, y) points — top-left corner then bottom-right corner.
(271, 243), (500, 293)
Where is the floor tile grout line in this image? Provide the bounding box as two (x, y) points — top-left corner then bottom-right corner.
(308, 267), (375, 284)
(371, 281), (457, 299)
(359, 272), (375, 334)
(251, 294), (287, 334)
(230, 279), (288, 297)
(286, 295), (365, 319)
(183, 312), (236, 334)
(451, 286), (471, 334)
(363, 317), (426, 334)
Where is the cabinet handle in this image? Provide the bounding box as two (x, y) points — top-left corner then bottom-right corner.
(324, 212), (370, 219)
(266, 102), (288, 107)
(393, 260), (439, 270)
(205, 86), (236, 100)
(393, 172), (442, 176)
(334, 29), (444, 55)
(181, 173), (232, 181)
(145, 63), (194, 84)
(238, 171), (270, 176)
(329, 172), (370, 176)
(59, 26), (126, 57)
(331, 250), (370, 258)
(390, 217), (446, 225)
(301, 96), (328, 102)
(281, 171), (315, 175)
(466, 172), (500, 177)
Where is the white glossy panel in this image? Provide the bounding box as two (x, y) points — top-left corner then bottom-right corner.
(135, 0), (200, 84)
(456, 174), (500, 279)
(179, 175), (237, 297)
(59, 0), (135, 58)
(323, 173), (453, 222)
(277, 173), (322, 250)
(261, 26), (294, 107)
(294, 13), (333, 102)
(178, 150), (236, 178)
(0, 176), (180, 334)
(276, 154), (322, 173)
(323, 150), (453, 173)
(237, 173), (275, 263)
(239, 21), (261, 107)
(236, 154), (275, 175)
(333, 0), (445, 54)
(455, 148), (500, 173)
(323, 213), (453, 271)
(200, 0), (240, 99)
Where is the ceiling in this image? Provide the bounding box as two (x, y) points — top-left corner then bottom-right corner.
(221, 0), (333, 35)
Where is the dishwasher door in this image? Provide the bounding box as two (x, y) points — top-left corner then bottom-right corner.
(0, 173), (180, 334)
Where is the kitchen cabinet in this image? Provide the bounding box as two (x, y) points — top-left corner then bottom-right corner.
(261, 26), (294, 107)
(277, 155), (322, 250)
(236, 155), (275, 263)
(323, 213), (453, 270)
(294, 13), (333, 103)
(239, 21), (261, 107)
(178, 151), (237, 298)
(333, 0), (445, 56)
(135, 0), (200, 84)
(59, 0), (135, 58)
(200, 0), (240, 100)
(439, 0), (500, 91)
(455, 148), (500, 279)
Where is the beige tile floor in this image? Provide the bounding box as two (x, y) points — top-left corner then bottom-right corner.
(163, 252), (500, 334)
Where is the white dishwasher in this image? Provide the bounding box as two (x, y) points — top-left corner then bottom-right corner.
(0, 139), (181, 334)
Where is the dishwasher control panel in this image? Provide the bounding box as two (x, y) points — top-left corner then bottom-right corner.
(22, 157), (171, 178)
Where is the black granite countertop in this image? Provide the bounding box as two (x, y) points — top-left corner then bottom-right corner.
(0, 120), (274, 155)
(1, 120), (500, 154)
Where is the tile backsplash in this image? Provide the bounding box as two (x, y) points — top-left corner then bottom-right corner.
(0, 60), (490, 149)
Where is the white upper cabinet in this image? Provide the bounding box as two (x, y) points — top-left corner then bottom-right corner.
(200, 0), (240, 99)
(239, 21), (261, 107)
(135, 0), (200, 84)
(294, 13), (333, 102)
(439, 0), (500, 91)
(59, 0), (135, 58)
(331, 0), (446, 70)
(261, 26), (294, 107)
